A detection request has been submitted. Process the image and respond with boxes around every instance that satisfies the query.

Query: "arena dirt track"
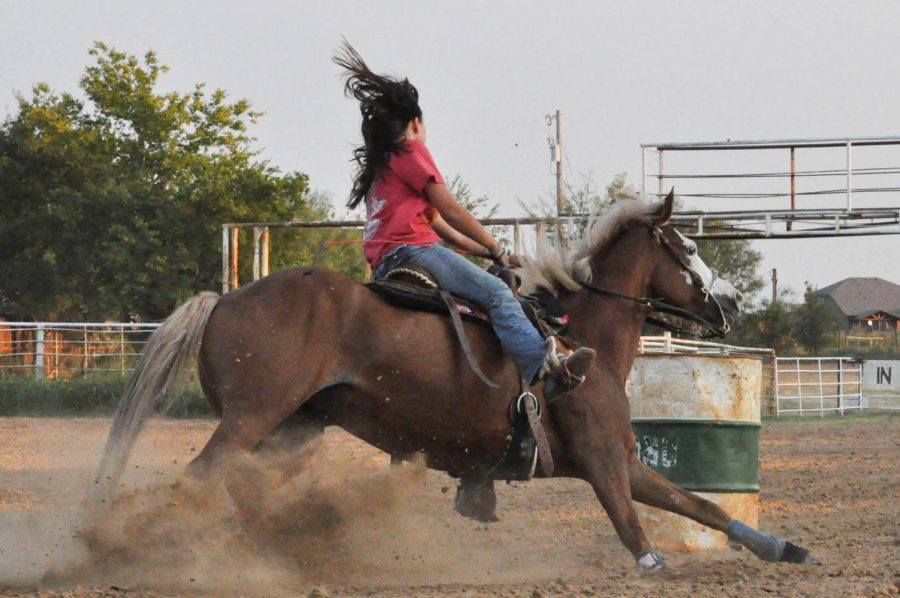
[0,414,897,597]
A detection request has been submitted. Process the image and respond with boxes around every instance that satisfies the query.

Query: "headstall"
[577,222,731,339]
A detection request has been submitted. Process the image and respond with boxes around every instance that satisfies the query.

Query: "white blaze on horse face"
[674,231,715,289]
[674,230,742,314]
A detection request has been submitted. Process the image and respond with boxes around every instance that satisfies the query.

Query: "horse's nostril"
[735,291,744,304]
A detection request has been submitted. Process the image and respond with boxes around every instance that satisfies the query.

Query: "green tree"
[696,238,764,304]
[729,292,795,353]
[0,43,327,321]
[792,282,836,353]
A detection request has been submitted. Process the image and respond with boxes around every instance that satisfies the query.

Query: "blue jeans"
[375,244,547,382]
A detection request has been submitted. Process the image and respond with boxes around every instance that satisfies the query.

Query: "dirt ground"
[0,414,897,597]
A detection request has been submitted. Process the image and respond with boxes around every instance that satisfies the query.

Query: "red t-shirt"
[363,140,444,267]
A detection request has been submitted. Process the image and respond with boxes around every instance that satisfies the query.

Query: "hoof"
[454,479,499,523]
[636,549,666,576]
[781,541,820,565]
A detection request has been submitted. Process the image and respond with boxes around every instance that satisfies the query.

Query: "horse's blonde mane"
[518,198,661,295]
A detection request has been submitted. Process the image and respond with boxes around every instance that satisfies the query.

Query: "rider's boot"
[540,336,595,400]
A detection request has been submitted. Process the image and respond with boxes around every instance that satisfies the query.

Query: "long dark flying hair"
[333,40,422,209]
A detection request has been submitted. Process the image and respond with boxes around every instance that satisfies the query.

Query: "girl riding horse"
[333,41,594,393]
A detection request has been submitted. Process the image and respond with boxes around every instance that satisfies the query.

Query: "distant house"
[814,277,900,331]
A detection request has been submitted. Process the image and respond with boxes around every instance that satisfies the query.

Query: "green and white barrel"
[628,354,761,552]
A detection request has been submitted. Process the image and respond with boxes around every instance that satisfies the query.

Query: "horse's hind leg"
[249,412,325,489]
[185,393,306,481]
[627,454,815,564]
[219,413,325,524]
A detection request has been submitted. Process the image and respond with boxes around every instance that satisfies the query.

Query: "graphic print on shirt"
[364,196,387,243]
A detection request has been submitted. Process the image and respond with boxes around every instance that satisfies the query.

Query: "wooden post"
[230,227,239,290]
[513,221,521,255]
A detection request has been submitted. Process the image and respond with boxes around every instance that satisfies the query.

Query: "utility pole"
[555,110,563,219]
[547,110,564,241]
[771,268,779,304]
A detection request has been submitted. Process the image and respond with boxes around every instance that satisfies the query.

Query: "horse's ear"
[653,188,675,224]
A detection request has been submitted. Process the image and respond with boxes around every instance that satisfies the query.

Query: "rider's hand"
[488,243,510,268]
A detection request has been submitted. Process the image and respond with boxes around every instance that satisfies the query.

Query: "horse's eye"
[686,245,697,256]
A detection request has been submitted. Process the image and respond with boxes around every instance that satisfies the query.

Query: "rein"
[577,282,727,339]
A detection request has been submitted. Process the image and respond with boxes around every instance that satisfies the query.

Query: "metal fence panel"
[0,322,160,379]
[775,357,863,416]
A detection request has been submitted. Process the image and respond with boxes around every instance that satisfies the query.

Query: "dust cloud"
[1,419,591,596]
[6,447,444,595]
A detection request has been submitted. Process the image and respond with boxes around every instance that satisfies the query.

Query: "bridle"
[577,221,732,339]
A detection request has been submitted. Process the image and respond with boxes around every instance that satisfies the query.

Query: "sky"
[2,1,899,303]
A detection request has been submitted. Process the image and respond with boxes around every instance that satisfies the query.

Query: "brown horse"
[93,191,814,575]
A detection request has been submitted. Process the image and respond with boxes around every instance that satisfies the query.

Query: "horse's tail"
[89,291,221,510]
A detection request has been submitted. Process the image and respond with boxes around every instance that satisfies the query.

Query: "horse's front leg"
[627,454,816,564]
[552,390,665,575]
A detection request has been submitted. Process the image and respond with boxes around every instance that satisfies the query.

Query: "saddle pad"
[366,279,491,324]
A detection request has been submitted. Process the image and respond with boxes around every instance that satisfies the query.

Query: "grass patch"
[763,410,899,427]
[0,377,213,418]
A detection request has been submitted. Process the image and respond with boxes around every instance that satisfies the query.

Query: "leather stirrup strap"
[519,381,554,476]
[438,290,499,388]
